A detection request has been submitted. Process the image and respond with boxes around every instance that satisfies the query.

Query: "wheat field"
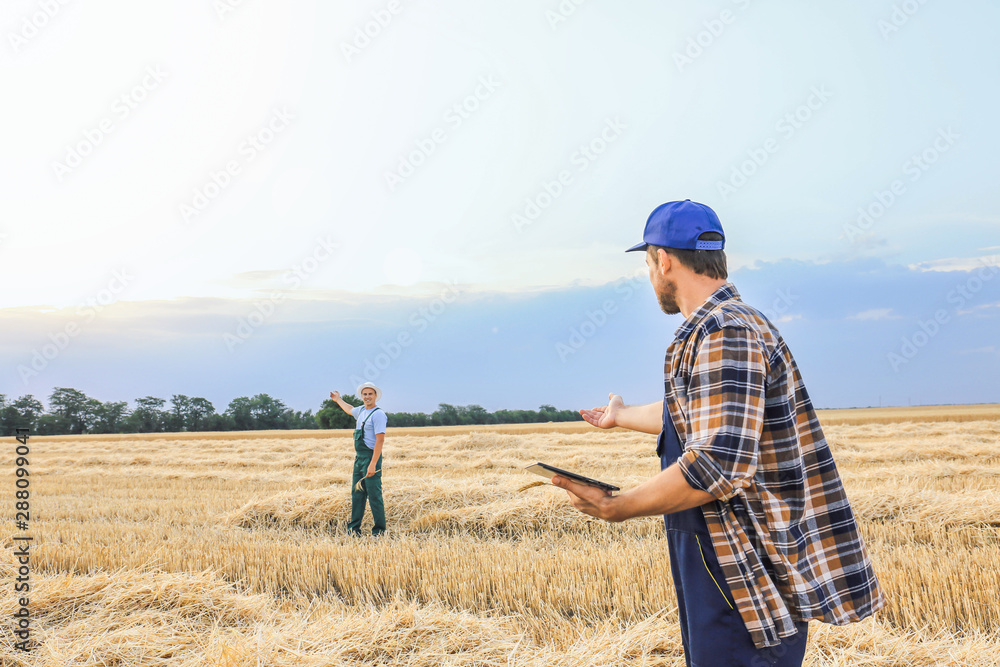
[3,406,1000,665]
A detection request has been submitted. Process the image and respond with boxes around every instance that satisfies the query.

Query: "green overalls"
[348,407,385,535]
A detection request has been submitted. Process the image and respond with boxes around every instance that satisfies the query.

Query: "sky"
[2,0,999,415]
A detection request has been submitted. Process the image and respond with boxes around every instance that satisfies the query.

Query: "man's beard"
[656,278,680,315]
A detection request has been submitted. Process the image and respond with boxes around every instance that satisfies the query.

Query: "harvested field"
[3,407,1000,665]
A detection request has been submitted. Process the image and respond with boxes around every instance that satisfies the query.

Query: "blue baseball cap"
[625,200,725,252]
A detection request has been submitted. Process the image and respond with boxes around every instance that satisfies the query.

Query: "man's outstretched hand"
[579,393,624,429]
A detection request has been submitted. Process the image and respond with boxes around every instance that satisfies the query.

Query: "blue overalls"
[658,401,808,667]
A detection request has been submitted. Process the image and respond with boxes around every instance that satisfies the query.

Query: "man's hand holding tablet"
[525,462,620,493]
[525,462,628,521]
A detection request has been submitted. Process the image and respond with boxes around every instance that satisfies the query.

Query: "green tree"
[206,412,235,431]
[12,395,45,432]
[128,396,167,433]
[315,394,362,429]
[167,394,191,432]
[167,395,217,431]
[225,396,254,430]
[466,404,493,425]
[187,396,217,431]
[493,409,514,424]
[222,394,292,431]
[36,413,72,435]
[287,409,315,429]
[249,394,289,430]
[518,409,539,423]
[385,411,410,427]
[49,387,97,434]
[556,409,583,422]
[385,411,429,427]
[0,395,15,435]
[432,403,460,426]
[92,400,130,434]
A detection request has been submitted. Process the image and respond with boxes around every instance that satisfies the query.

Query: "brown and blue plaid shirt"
[666,282,885,649]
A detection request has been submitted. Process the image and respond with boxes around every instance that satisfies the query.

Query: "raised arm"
[580,393,663,435]
[329,391,356,416]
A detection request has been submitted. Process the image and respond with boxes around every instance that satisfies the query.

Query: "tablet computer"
[526,462,620,493]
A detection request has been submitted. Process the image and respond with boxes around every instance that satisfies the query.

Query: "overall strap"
[359,407,382,429]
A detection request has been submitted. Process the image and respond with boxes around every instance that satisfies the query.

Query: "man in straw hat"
[551,200,884,666]
[330,382,388,536]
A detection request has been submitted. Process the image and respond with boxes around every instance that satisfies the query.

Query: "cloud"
[1,256,998,413]
[848,308,897,321]
[222,270,288,287]
[959,346,999,357]
[909,254,1000,272]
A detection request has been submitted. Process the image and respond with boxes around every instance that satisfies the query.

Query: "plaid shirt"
[665,283,885,649]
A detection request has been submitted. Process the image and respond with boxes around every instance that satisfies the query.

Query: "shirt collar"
[673,282,742,340]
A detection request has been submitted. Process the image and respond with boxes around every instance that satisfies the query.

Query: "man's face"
[362,389,377,406]
[646,248,680,315]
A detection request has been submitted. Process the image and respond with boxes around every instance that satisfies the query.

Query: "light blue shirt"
[351,405,387,449]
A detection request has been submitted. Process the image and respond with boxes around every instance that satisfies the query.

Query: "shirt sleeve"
[371,409,388,435]
[676,324,767,502]
[351,406,360,419]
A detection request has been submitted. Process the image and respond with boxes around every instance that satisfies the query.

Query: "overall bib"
[348,407,385,535]
[659,400,807,667]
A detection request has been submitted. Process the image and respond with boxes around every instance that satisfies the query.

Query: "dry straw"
[5,411,1000,665]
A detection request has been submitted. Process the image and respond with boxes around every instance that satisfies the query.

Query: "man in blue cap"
[552,200,884,666]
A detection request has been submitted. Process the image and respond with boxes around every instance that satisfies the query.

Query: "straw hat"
[356,382,382,401]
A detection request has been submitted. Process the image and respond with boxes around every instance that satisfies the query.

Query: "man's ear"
[654,248,672,274]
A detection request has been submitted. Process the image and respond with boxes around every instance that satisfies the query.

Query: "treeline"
[316,397,583,429]
[380,403,584,427]
[1,388,583,436]
[0,388,315,435]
